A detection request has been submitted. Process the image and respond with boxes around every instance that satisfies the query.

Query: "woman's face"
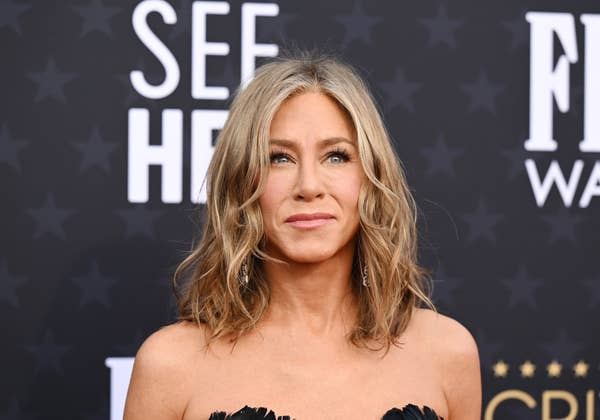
[259,91,365,263]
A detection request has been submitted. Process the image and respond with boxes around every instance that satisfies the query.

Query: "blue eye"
[327,148,351,163]
[268,147,351,165]
[269,151,291,164]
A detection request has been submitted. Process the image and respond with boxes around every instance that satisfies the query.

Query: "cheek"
[259,174,288,217]
[338,173,362,210]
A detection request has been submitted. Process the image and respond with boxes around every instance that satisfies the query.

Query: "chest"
[182,338,448,420]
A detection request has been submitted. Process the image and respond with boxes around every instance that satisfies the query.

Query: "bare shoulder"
[134,320,208,375]
[411,308,482,420]
[411,308,478,355]
[143,320,207,355]
[123,321,207,420]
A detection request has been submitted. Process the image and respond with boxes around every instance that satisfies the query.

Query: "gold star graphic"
[493,360,509,377]
[573,360,589,377]
[547,360,562,377]
[519,360,536,378]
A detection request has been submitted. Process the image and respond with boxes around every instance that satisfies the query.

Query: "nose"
[293,159,324,201]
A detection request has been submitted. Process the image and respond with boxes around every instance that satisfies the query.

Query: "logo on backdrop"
[525,12,600,208]
[484,358,598,419]
[127,0,279,204]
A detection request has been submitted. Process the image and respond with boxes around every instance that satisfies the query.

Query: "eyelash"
[269,147,351,165]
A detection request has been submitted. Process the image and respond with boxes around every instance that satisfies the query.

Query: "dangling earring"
[359,255,369,287]
[238,260,249,286]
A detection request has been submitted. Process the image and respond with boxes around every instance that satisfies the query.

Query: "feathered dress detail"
[208,403,443,419]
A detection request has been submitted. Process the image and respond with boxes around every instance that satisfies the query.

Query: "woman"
[123,51,482,420]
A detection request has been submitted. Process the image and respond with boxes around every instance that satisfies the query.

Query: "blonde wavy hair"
[172,50,436,355]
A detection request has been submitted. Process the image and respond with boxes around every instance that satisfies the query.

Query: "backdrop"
[2,0,599,419]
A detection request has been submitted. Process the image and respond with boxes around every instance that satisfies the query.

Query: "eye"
[269,149,292,164]
[326,147,351,164]
[268,147,352,165]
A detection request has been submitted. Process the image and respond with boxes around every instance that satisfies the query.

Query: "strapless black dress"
[208,403,442,419]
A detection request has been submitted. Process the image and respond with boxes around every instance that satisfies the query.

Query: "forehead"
[269,91,356,139]
[269,137,357,150]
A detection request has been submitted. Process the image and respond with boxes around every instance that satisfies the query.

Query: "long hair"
[172,50,436,355]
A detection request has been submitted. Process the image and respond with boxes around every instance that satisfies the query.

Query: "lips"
[285,212,335,223]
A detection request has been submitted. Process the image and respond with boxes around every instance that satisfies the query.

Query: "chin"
[284,247,340,263]
[265,236,344,261]
[291,254,332,263]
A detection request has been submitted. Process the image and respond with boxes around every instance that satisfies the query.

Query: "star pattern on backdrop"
[419,5,464,49]
[0,258,27,308]
[115,59,162,109]
[115,72,140,107]
[519,360,536,378]
[334,0,382,47]
[546,360,562,377]
[72,0,121,38]
[71,126,118,173]
[460,198,504,245]
[501,265,543,310]
[430,263,463,309]
[378,68,421,113]
[501,139,529,181]
[540,206,584,245]
[460,69,505,115]
[492,360,509,377]
[2,2,600,418]
[0,123,29,172]
[0,0,31,35]
[71,260,118,309]
[501,11,529,51]
[26,193,76,240]
[573,360,589,377]
[419,133,464,178]
[115,205,164,239]
[490,359,595,379]
[25,330,70,375]
[27,58,77,104]
[475,328,503,368]
[541,328,585,366]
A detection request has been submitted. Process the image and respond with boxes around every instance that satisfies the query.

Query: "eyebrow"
[269,137,357,149]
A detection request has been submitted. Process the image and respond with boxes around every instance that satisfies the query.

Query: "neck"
[259,239,359,340]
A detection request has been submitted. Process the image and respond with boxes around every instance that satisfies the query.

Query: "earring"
[238,260,249,286]
[359,256,368,287]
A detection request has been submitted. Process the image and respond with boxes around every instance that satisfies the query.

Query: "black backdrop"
[1,0,599,419]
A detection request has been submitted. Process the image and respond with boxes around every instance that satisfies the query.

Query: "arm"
[123,323,193,420]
